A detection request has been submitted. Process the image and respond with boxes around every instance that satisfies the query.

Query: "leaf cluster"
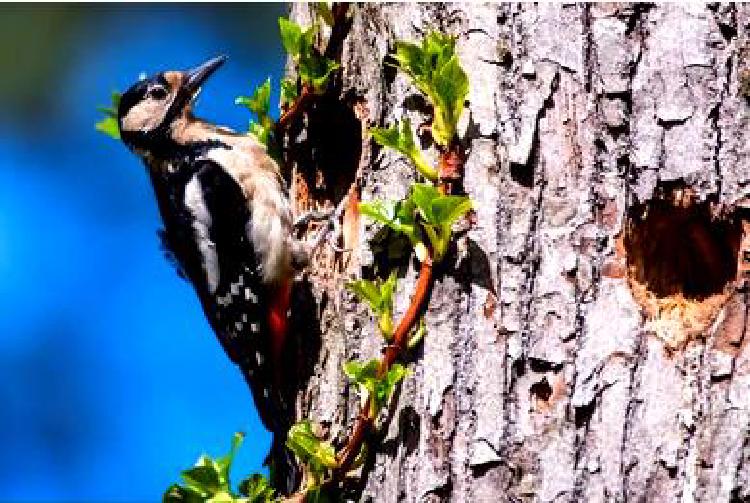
[95,91,121,140]
[343,360,409,419]
[370,118,437,182]
[279,77,299,109]
[235,78,274,146]
[285,420,338,490]
[359,183,471,262]
[279,18,340,93]
[346,272,397,338]
[163,433,276,503]
[235,13,342,145]
[391,32,469,147]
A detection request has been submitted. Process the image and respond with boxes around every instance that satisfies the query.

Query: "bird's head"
[118,55,226,152]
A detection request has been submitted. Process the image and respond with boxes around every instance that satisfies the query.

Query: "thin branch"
[438,141,465,194]
[332,143,464,482]
[276,84,313,134]
[335,258,434,473]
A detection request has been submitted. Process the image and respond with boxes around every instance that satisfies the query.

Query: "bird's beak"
[183,55,227,96]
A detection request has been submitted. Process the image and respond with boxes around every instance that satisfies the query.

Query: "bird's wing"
[174,159,283,433]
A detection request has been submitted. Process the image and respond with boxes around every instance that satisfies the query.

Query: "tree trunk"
[280,3,750,502]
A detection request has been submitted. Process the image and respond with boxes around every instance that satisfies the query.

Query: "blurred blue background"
[0,4,286,500]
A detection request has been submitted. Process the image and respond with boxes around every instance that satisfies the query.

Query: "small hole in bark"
[623,182,744,348]
[574,400,596,428]
[530,377,552,403]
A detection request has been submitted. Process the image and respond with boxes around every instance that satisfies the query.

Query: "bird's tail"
[240,364,300,495]
[267,430,300,495]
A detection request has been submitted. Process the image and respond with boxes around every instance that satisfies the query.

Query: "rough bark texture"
[281,3,750,502]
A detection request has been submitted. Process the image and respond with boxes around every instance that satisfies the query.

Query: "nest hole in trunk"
[623,182,745,348]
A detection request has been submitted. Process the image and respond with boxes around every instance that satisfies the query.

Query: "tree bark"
[280,3,750,502]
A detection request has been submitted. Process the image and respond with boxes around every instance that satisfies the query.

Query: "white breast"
[202,141,294,286]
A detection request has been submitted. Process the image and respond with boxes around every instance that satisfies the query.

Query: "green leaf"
[163,484,205,503]
[299,53,340,92]
[286,420,338,476]
[380,271,397,302]
[431,195,472,227]
[280,77,299,108]
[181,455,222,496]
[370,123,401,149]
[407,318,427,348]
[371,118,437,181]
[421,224,442,259]
[279,17,339,93]
[343,359,380,383]
[409,183,442,224]
[206,492,235,503]
[346,279,383,312]
[343,359,379,414]
[359,200,397,227]
[407,183,472,261]
[391,32,469,147]
[361,187,472,263]
[431,55,469,146]
[95,117,120,140]
[279,17,304,57]
[238,474,276,502]
[343,359,409,417]
[164,434,272,503]
[95,91,121,140]
[379,272,397,338]
[409,183,471,226]
[392,41,426,81]
[248,121,272,146]
[359,199,420,246]
[215,432,244,489]
[279,17,317,61]
[236,78,275,145]
[380,364,409,403]
[235,78,271,118]
[345,271,397,337]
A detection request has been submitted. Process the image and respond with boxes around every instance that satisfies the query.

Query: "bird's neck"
[170,114,253,148]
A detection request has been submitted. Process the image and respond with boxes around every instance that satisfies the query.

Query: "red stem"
[335,258,434,473]
[276,84,312,134]
[331,144,462,483]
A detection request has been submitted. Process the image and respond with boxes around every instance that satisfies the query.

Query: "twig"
[335,258,434,474]
[276,84,313,134]
[438,141,465,194]
[331,144,463,482]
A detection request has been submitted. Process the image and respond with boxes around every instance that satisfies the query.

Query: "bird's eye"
[148,86,168,100]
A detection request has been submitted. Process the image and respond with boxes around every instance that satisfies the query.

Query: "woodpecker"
[117,56,304,470]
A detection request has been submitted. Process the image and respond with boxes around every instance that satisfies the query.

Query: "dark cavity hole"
[530,377,552,402]
[624,183,742,299]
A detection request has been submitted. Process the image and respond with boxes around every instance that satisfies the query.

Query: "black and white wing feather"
[156,159,280,431]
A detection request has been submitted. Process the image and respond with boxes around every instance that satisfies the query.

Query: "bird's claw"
[305,193,352,256]
[293,209,333,233]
